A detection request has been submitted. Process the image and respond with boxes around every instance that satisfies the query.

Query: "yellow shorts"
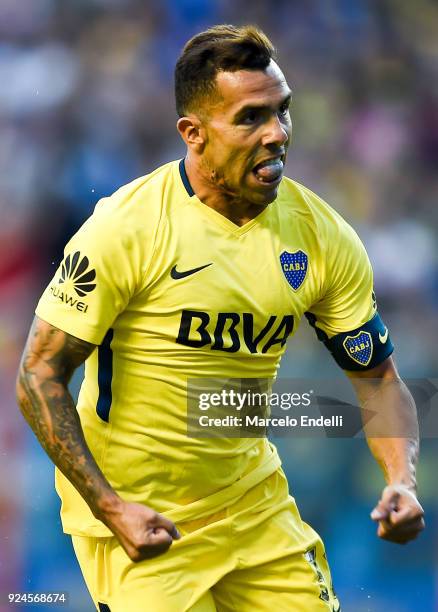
[72,470,340,611]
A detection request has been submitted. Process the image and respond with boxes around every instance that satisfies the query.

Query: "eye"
[241,110,259,125]
[279,103,290,116]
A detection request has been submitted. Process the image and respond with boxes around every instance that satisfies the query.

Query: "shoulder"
[79,160,183,245]
[278,176,364,251]
[94,160,179,220]
[65,161,184,261]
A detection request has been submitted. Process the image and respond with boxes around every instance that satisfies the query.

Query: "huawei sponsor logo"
[49,285,89,312]
[49,251,96,312]
[59,251,96,296]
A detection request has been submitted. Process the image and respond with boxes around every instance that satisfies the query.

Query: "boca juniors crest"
[280,250,308,290]
[343,331,373,366]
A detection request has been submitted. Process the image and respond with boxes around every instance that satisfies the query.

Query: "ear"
[176,115,206,153]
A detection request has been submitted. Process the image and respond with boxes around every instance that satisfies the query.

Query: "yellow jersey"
[35,159,392,536]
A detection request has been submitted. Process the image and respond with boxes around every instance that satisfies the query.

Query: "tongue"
[255,160,283,182]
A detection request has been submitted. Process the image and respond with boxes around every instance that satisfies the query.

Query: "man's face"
[199,60,292,206]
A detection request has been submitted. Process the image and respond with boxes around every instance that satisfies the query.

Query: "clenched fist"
[371,484,425,544]
[102,499,181,562]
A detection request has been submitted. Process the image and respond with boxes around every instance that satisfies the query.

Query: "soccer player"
[16,25,424,611]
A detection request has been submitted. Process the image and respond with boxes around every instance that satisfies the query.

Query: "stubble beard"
[200,155,276,208]
[200,156,242,202]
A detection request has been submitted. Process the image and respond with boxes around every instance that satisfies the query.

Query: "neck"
[183,154,268,227]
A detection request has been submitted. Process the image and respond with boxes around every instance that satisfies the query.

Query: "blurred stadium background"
[0,0,437,610]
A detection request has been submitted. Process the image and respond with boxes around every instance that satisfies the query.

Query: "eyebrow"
[234,92,293,119]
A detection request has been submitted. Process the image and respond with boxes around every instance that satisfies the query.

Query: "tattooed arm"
[16,316,180,561]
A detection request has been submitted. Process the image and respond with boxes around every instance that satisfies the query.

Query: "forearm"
[16,317,122,522]
[17,368,121,519]
[367,437,418,491]
[358,378,419,490]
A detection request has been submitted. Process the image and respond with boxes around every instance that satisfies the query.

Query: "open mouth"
[252,155,284,184]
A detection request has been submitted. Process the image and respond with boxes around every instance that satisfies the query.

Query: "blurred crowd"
[1,0,437,371]
[0,1,437,610]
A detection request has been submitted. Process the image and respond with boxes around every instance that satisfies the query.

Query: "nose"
[261,113,290,147]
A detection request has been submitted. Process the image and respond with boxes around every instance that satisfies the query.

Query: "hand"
[370,484,425,544]
[102,499,181,562]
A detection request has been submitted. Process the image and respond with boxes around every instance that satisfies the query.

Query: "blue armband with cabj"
[305,312,394,371]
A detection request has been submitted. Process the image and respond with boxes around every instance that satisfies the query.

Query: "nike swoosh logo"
[170,263,212,280]
[379,328,389,343]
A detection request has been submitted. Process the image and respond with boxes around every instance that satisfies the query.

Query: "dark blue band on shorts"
[306,312,394,371]
[98,604,111,612]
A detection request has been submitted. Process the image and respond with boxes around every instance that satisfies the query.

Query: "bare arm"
[347,356,425,543]
[16,316,179,560]
[16,316,116,514]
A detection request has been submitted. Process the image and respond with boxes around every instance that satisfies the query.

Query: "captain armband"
[305,312,394,372]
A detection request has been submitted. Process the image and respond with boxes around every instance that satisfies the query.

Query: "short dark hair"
[175,24,276,117]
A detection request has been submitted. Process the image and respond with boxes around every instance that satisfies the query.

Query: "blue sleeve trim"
[96,328,114,422]
[305,312,394,371]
